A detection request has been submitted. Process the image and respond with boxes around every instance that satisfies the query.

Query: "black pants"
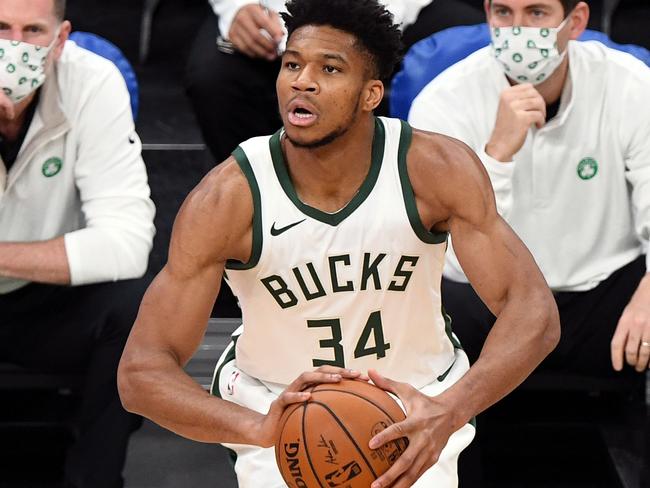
[442,255,647,377]
[184,0,485,163]
[443,256,646,487]
[0,278,150,488]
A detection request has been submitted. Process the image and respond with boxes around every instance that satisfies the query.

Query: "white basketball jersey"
[225,117,458,390]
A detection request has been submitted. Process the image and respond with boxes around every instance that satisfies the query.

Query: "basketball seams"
[307,401,380,480]
[311,387,403,424]
[302,403,327,488]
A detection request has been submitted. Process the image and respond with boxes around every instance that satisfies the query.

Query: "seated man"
[409,0,650,378]
[0,0,155,486]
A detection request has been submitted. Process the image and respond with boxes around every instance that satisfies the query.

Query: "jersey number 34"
[308,311,391,367]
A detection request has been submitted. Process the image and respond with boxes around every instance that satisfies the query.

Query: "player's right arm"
[117,157,343,446]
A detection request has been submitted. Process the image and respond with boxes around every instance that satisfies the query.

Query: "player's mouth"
[287,100,318,127]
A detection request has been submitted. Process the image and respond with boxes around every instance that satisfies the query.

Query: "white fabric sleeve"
[380,0,433,28]
[476,148,515,218]
[623,87,650,273]
[209,0,283,39]
[63,64,155,285]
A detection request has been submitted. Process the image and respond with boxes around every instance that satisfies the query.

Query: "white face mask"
[490,17,569,85]
[0,29,60,104]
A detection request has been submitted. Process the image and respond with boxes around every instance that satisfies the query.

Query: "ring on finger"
[641,341,650,348]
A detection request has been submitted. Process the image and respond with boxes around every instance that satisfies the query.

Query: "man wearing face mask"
[409,0,650,380]
[0,1,155,487]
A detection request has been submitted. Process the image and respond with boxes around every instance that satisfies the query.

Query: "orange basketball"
[275,379,408,487]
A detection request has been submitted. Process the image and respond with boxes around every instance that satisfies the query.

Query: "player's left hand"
[366,369,459,488]
[611,273,650,372]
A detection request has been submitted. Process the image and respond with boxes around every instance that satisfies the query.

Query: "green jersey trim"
[211,335,239,398]
[397,120,448,244]
[269,117,386,226]
[226,147,263,270]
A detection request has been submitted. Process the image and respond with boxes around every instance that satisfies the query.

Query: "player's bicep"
[440,141,539,315]
[450,214,531,316]
[128,160,252,365]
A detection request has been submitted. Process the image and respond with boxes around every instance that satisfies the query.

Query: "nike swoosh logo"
[270,219,306,236]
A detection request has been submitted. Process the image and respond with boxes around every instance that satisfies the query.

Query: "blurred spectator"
[0,0,155,486]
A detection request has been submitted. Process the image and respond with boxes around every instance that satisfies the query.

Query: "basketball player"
[118,0,559,486]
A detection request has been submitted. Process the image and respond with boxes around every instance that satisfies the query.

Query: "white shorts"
[212,343,476,488]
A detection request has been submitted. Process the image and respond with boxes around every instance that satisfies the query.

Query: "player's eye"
[285,61,300,70]
[324,65,339,74]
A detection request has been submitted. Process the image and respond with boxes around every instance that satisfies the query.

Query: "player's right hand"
[485,83,546,162]
[228,4,284,60]
[257,367,367,447]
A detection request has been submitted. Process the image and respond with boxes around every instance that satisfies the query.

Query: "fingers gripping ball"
[275,379,408,487]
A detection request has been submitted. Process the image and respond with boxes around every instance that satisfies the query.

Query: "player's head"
[277,0,402,148]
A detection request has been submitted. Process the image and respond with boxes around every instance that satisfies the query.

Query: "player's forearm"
[118,351,264,445]
[440,287,559,429]
[0,238,71,284]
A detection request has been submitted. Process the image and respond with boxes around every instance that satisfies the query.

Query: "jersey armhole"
[225,146,263,270]
[397,120,448,244]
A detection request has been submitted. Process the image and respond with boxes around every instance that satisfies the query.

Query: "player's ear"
[362,79,384,112]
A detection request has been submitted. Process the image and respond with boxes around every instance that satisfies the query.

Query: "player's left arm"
[367,130,560,488]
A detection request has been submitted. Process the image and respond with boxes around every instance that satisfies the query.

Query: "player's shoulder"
[188,157,250,215]
[179,156,253,242]
[408,128,481,177]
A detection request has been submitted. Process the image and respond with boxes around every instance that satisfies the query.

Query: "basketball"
[275,379,408,487]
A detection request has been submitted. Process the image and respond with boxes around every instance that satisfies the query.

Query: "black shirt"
[0,90,41,172]
[546,98,560,122]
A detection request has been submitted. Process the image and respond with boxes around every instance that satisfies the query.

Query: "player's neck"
[282,116,376,213]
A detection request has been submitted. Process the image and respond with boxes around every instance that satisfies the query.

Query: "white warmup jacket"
[409,41,650,291]
[208,0,433,43]
[0,41,155,294]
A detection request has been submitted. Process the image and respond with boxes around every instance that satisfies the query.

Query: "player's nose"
[291,67,319,93]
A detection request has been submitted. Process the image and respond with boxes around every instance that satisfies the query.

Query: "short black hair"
[281,0,403,80]
[54,0,66,20]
